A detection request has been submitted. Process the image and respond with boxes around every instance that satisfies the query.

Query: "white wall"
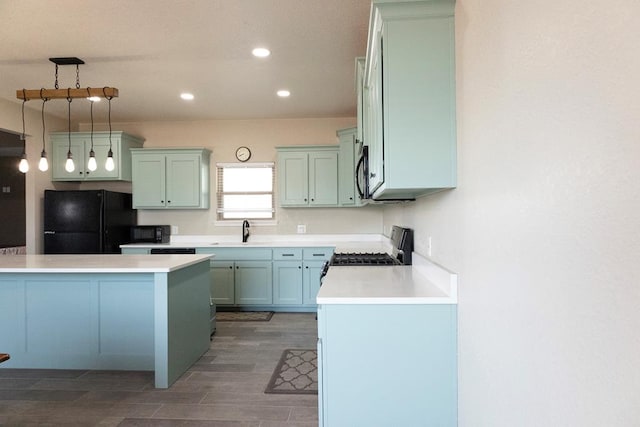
[383,1,640,425]
[78,118,383,237]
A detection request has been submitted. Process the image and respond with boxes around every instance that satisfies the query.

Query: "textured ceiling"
[0,0,370,123]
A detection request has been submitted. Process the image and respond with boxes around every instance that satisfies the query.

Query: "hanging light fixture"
[86,87,97,172]
[64,89,75,173]
[38,89,49,172]
[103,86,115,172]
[18,89,29,173]
[15,57,119,173]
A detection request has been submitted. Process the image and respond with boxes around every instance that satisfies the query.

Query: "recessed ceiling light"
[277,90,290,98]
[252,47,271,58]
[180,93,194,101]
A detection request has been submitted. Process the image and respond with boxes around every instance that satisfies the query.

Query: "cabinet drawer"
[273,248,303,260]
[303,247,334,261]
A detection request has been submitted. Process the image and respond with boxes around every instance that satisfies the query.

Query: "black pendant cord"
[87,87,94,153]
[103,86,114,156]
[40,89,48,156]
[66,89,73,158]
[20,90,27,143]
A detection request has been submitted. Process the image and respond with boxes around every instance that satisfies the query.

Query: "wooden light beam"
[16,87,119,101]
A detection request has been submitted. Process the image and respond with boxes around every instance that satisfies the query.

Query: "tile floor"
[0,312,319,426]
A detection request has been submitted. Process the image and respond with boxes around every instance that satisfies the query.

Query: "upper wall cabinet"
[50,132,144,182]
[276,146,339,207]
[130,148,210,209]
[337,127,362,207]
[363,0,456,200]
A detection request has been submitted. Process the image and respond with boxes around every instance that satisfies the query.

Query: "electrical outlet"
[427,236,432,257]
[297,224,307,234]
[171,225,179,235]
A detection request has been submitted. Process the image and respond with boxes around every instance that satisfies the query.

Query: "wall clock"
[235,146,251,162]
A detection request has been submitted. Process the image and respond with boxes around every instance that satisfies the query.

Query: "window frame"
[214,162,276,225]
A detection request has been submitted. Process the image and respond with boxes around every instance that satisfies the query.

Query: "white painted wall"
[383,1,640,425]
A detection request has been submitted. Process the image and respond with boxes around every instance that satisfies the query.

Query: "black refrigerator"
[44,190,137,254]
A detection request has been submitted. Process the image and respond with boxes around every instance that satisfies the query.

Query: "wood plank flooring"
[0,312,318,426]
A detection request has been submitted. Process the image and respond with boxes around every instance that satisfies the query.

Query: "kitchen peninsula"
[0,254,212,388]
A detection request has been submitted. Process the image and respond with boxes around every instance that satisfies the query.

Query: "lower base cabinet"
[235,261,273,305]
[317,304,458,426]
[124,246,333,310]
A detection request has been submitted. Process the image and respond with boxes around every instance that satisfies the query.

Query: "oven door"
[355,145,370,201]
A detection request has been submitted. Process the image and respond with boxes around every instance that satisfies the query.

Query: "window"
[216,163,275,221]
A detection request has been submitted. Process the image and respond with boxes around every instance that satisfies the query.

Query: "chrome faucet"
[242,219,250,243]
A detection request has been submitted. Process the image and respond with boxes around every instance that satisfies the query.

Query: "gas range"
[330,252,401,266]
[329,226,414,267]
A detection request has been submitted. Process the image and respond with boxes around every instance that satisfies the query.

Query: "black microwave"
[130,225,171,243]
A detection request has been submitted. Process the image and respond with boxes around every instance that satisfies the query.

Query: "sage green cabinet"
[130,148,210,209]
[50,132,144,181]
[272,248,304,305]
[363,0,457,200]
[276,146,339,207]
[209,261,235,305]
[337,127,359,206]
[197,247,272,306]
[272,247,333,307]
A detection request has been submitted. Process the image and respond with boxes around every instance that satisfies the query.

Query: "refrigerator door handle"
[44,231,55,234]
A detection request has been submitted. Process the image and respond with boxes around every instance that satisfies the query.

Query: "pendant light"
[18,89,29,173]
[103,87,115,172]
[86,87,97,172]
[38,90,49,172]
[14,57,119,174]
[64,89,75,173]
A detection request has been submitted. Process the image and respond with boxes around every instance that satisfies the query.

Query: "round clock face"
[235,146,251,162]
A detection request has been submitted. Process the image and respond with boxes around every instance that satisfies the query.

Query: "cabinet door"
[210,261,235,305]
[131,154,166,208]
[278,152,309,206]
[338,128,357,206]
[273,261,303,305]
[166,153,202,208]
[51,137,86,181]
[308,151,338,206]
[235,261,273,305]
[302,260,325,305]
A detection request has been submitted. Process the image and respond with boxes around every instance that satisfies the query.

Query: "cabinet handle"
[305,266,309,269]
[236,266,239,269]
[85,171,90,175]
[370,173,376,178]
[167,200,171,203]
[282,254,294,257]
[229,266,233,269]
[349,197,353,200]
[298,266,302,269]
[312,253,325,257]
[160,200,164,203]
[304,198,308,202]
[311,198,315,202]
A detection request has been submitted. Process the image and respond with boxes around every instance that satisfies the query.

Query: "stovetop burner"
[330,252,401,266]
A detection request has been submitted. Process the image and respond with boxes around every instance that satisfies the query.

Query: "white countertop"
[121,234,390,253]
[0,254,213,274]
[316,253,458,305]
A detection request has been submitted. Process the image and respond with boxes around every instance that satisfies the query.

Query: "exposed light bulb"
[105,150,115,171]
[18,155,29,173]
[87,150,97,171]
[180,93,194,100]
[277,89,290,98]
[252,47,271,58]
[65,152,75,173]
[38,151,49,172]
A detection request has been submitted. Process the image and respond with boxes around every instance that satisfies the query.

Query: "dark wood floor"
[0,312,319,426]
